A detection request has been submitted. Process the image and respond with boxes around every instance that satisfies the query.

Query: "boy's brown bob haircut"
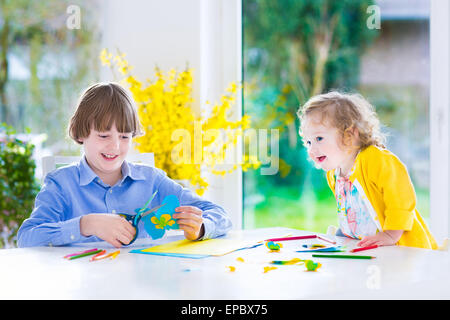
[69,82,143,144]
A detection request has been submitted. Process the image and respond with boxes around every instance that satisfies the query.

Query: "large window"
[242,0,431,233]
[1,1,100,170]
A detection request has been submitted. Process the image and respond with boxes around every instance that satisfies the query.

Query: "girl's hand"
[173,206,205,240]
[80,213,136,248]
[357,230,404,247]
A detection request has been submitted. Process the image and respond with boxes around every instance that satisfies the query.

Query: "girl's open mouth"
[317,156,326,162]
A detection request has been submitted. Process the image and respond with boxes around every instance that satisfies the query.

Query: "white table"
[0,227,449,299]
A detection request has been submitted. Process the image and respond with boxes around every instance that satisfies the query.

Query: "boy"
[17,82,232,247]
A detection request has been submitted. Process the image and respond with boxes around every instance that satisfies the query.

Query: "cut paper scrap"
[263,266,277,273]
[270,258,321,272]
[296,245,346,253]
[182,266,200,272]
[265,241,282,252]
[130,238,257,258]
[302,244,326,248]
[305,260,322,272]
[142,195,180,240]
[438,238,449,251]
[227,266,236,272]
[226,258,245,272]
[271,258,303,266]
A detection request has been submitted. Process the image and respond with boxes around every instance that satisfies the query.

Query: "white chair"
[41,153,155,178]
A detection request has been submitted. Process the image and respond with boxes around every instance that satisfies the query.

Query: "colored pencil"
[258,233,292,243]
[90,250,107,261]
[312,254,375,259]
[350,245,379,253]
[64,248,99,259]
[316,236,337,245]
[68,249,103,260]
[264,235,318,242]
[264,234,336,245]
[91,250,121,261]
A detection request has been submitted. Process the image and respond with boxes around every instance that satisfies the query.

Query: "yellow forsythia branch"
[100,49,259,195]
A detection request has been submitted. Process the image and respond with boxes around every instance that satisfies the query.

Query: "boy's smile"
[79,123,132,185]
[101,153,119,161]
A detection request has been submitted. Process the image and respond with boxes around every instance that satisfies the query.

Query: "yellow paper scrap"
[263,266,277,273]
[227,266,236,272]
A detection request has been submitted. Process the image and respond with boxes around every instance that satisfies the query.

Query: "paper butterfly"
[141,195,180,240]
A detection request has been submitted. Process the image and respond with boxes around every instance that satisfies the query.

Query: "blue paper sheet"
[129,248,209,259]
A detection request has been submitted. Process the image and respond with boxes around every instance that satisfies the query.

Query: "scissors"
[118,191,166,245]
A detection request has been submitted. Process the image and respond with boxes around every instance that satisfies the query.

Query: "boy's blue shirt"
[17,157,232,247]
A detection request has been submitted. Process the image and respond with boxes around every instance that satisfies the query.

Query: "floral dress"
[335,167,379,240]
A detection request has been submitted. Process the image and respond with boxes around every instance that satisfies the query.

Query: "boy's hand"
[357,230,404,247]
[80,213,136,248]
[173,206,205,240]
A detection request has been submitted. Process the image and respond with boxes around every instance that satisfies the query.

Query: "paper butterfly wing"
[142,195,180,240]
[142,211,165,240]
[155,195,180,230]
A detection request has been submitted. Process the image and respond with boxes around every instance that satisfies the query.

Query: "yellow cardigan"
[326,145,437,249]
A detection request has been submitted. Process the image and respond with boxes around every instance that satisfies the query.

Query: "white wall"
[99,0,202,109]
[99,0,243,229]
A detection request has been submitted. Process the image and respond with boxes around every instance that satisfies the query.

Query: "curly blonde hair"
[297,91,386,150]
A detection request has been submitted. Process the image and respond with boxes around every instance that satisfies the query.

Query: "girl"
[297,91,437,249]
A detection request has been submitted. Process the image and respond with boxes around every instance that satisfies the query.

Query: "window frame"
[200,0,243,229]
[430,0,450,241]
